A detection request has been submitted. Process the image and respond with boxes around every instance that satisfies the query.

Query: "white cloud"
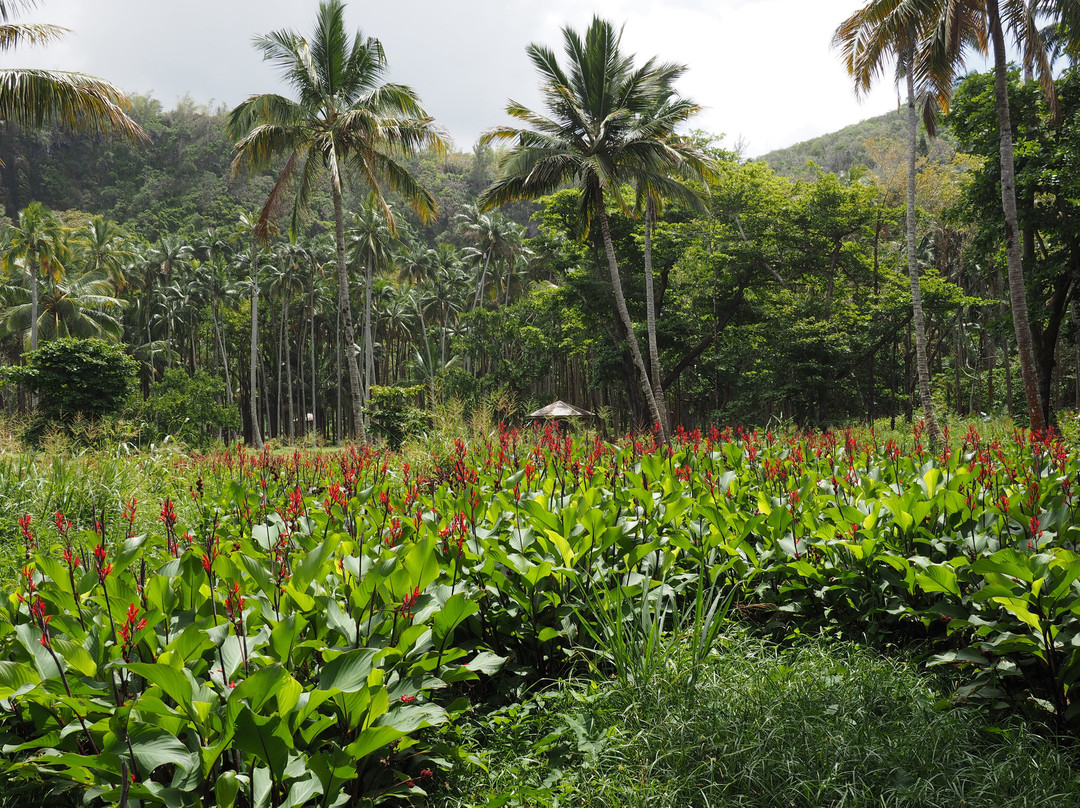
[3,0,945,156]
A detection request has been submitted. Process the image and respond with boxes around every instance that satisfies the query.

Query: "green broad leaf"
[543,529,576,567]
[251,763,273,808]
[113,534,149,573]
[463,651,506,676]
[165,624,215,663]
[522,560,553,587]
[343,724,405,761]
[251,522,281,554]
[268,614,306,665]
[916,565,961,598]
[375,702,448,733]
[990,597,1044,633]
[292,532,341,593]
[971,549,1035,583]
[125,725,193,778]
[309,749,359,792]
[234,707,292,779]
[284,775,323,808]
[276,675,303,716]
[14,624,60,681]
[538,627,562,643]
[127,659,189,696]
[0,660,37,695]
[283,582,315,611]
[227,664,289,724]
[237,553,275,598]
[403,537,440,592]
[923,468,941,498]
[48,638,96,677]
[157,558,183,577]
[1048,559,1080,601]
[318,648,378,693]
[215,770,241,808]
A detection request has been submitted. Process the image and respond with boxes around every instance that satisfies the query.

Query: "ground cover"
[0,420,1075,804]
[437,633,1080,807]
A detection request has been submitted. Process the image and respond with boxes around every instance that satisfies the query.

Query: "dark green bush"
[138,367,240,447]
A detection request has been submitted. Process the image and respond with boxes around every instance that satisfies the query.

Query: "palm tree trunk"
[472,252,491,311]
[595,192,664,439]
[29,257,38,352]
[988,0,1045,431]
[364,252,376,402]
[331,170,366,443]
[285,300,295,443]
[249,238,264,449]
[906,64,943,445]
[311,288,317,449]
[643,195,671,437]
[211,302,234,442]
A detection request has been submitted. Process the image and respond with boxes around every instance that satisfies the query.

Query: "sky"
[5,0,922,158]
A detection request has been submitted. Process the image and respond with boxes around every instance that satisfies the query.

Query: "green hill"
[759,109,915,178]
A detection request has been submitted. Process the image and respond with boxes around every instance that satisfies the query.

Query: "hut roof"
[526,400,595,419]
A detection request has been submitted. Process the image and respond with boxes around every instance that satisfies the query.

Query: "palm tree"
[923,0,1080,430]
[0,263,124,345]
[478,16,703,439]
[834,0,949,444]
[76,216,136,292]
[347,201,396,408]
[0,1,143,140]
[2,201,68,351]
[231,213,267,449]
[635,94,712,439]
[227,0,446,442]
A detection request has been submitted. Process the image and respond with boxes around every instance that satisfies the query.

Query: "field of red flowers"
[0,421,1077,804]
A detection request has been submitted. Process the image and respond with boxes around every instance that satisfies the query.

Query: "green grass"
[436,632,1080,807]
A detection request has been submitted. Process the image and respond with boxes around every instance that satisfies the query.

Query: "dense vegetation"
[0,421,1078,805]
[3,0,1080,804]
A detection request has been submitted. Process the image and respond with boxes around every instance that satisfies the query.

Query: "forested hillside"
[0,70,1075,446]
[0,2,1078,450]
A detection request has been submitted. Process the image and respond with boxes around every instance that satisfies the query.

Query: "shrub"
[4,337,137,422]
[139,368,240,447]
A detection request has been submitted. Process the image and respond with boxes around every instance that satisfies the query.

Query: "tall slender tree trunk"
[311,285,317,449]
[906,64,943,444]
[331,170,366,443]
[285,303,295,443]
[364,252,376,402]
[988,0,1045,431]
[595,191,665,439]
[249,238,264,449]
[472,252,491,311]
[212,302,234,443]
[643,195,671,437]
[28,257,38,352]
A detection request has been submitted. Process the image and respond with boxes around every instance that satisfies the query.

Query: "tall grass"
[439,632,1080,807]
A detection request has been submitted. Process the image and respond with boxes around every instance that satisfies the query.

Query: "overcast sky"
[7,0,933,157]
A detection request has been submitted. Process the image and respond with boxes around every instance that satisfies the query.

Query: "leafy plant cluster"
[2,422,1080,804]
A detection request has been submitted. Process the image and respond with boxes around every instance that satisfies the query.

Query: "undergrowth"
[437,632,1080,807]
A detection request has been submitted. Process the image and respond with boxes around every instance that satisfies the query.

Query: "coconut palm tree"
[347,201,396,406]
[634,94,712,439]
[478,16,704,439]
[0,263,124,345]
[834,0,951,444]
[76,216,136,293]
[227,0,446,441]
[1,201,68,351]
[0,1,143,141]
[922,0,1080,430]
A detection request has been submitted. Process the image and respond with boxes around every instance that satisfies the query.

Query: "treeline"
[0,67,1078,445]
